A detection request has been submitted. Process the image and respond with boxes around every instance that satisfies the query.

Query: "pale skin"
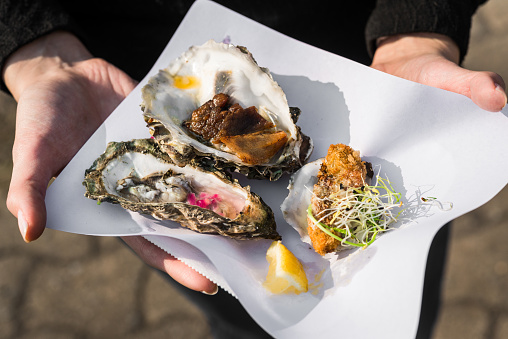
[3,31,506,295]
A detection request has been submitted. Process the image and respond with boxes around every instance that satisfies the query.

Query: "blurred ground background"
[1,1,508,338]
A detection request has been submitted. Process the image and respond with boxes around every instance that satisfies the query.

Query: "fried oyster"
[307,144,372,255]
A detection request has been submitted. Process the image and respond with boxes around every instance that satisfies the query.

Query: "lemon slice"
[263,240,308,294]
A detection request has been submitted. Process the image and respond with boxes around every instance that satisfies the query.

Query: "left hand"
[3,31,218,294]
[371,33,507,112]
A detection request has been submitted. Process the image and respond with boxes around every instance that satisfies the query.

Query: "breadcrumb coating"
[308,144,368,255]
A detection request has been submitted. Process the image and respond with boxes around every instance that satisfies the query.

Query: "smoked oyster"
[141,40,312,181]
[83,138,280,240]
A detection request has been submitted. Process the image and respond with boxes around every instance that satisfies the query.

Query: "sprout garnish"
[420,196,453,211]
[307,176,403,249]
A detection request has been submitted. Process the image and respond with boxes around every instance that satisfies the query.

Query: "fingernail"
[495,84,507,107]
[17,210,29,242]
[202,285,218,295]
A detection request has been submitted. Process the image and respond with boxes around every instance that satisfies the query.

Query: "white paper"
[45,1,508,338]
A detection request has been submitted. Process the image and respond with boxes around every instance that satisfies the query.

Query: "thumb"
[7,148,52,242]
[468,71,507,112]
[421,59,507,112]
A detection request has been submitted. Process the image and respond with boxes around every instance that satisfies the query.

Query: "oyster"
[141,40,312,181]
[282,144,405,256]
[83,138,280,240]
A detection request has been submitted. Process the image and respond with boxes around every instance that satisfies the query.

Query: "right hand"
[371,33,507,112]
[3,31,217,294]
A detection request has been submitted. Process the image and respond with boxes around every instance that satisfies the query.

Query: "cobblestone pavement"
[1,1,508,338]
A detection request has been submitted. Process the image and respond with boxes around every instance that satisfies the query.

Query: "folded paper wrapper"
[45,1,508,338]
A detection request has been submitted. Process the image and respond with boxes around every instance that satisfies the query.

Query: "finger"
[424,61,507,112]
[469,71,507,112]
[6,107,58,242]
[121,236,218,294]
[7,163,49,242]
[419,60,507,112]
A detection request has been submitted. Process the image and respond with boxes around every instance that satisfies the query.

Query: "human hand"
[3,31,217,294]
[370,33,507,112]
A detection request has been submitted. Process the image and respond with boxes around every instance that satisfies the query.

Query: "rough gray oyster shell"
[83,138,280,240]
[141,40,312,181]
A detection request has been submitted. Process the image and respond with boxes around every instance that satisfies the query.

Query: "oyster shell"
[141,40,312,181]
[280,159,320,244]
[83,138,280,240]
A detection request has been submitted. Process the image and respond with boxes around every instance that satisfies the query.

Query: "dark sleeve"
[365,0,488,62]
[0,0,82,88]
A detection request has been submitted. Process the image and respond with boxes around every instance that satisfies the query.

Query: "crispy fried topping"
[308,144,369,255]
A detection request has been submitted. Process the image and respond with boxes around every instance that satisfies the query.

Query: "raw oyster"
[141,40,312,181]
[83,138,280,240]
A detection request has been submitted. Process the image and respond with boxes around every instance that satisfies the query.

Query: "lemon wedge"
[263,240,308,294]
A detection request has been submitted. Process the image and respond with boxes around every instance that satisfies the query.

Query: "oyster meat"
[83,138,280,240]
[141,40,312,181]
[282,144,406,256]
